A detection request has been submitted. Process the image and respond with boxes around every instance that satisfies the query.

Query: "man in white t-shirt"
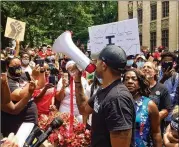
[56,61,89,123]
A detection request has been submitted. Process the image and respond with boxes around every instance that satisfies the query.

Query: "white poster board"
[4,17,26,41]
[88,18,140,56]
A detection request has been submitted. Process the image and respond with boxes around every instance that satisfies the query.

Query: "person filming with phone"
[1,57,46,137]
[159,52,179,126]
[33,62,56,116]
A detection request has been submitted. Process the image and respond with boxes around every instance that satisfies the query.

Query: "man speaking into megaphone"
[52,31,96,73]
[73,45,136,147]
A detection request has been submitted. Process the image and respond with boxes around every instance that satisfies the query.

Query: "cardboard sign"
[88,18,140,56]
[4,17,26,41]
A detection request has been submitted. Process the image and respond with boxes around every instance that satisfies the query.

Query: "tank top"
[135,96,153,147]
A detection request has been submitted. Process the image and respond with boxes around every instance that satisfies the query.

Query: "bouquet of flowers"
[38,110,91,147]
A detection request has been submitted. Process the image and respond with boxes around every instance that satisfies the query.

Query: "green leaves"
[1,1,117,48]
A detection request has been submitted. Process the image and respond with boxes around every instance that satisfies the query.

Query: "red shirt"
[33,87,55,115]
[38,51,46,58]
[153,52,160,59]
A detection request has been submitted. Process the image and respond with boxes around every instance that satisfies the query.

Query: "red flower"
[38,110,91,146]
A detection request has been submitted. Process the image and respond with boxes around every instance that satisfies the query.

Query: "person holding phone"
[1,57,45,137]
[56,61,89,123]
[159,52,179,126]
[33,63,56,116]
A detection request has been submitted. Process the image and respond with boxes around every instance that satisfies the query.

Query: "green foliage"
[1,1,117,48]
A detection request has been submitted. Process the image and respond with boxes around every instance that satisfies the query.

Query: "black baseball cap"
[98,45,127,71]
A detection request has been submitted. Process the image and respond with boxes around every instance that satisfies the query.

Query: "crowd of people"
[1,41,179,147]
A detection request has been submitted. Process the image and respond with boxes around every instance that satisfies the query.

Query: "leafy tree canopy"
[1,1,118,49]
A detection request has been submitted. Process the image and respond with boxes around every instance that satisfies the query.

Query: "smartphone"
[162,62,173,71]
[25,72,31,81]
[1,60,7,73]
[35,59,44,67]
[49,75,56,85]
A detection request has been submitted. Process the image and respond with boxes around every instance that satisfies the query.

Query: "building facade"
[118,1,179,52]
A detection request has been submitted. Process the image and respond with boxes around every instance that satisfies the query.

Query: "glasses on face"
[22,56,30,60]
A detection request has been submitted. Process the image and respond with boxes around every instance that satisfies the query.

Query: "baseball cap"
[127,55,135,60]
[98,45,127,71]
[136,55,147,61]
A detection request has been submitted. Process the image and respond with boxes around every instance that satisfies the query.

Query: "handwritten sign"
[4,17,26,41]
[88,18,140,56]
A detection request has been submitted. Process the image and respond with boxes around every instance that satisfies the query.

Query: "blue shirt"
[159,71,179,107]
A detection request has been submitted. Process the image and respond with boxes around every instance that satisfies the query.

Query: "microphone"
[32,116,63,147]
[23,126,42,147]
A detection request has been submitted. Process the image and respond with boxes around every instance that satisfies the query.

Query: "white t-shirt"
[86,84,99,126]
[57,77,89,122]
[21,65,32,75]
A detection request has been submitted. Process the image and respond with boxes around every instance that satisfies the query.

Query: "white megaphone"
[52,31,96,73]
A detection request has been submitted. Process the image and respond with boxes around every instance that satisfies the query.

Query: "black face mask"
[8,66,22,78]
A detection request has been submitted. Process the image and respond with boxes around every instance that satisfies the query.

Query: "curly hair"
[123,69,151,97]
[161,52,176,62]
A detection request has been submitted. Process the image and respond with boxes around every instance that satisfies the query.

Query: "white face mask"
[43,47,47,51]
[22,59,30,65]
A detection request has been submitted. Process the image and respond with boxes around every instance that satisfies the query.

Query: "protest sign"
[88,18,140,56]
[4,17,26,41]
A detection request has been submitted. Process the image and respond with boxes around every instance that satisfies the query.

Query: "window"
[162,29,169,47]
[128,12,133,19]
[162,1,169,17]
[150,32,156,51]
[151,4,157,20]
[138,9,143,24]
[139,34,142,46]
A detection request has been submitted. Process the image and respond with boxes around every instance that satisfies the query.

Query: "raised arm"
[1,73,11,104]
[31,65,46,89]
[34,83,54,102]
[1,81,36,115]
[74,71,93,115]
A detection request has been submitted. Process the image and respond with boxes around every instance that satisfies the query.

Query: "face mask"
[22,59,30,65]
[126,60,134,66]
[8,66,22,78]
[136,61,145,68]
[43,47,47,51]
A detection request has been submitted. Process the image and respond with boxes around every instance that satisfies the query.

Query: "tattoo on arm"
[110,129,132,139]
[75,83,87,108]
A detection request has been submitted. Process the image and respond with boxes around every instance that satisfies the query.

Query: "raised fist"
[9,21,23,39]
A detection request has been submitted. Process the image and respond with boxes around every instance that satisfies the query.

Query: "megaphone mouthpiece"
[86,63,96,73]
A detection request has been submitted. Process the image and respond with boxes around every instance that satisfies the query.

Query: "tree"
[1,1,117,49]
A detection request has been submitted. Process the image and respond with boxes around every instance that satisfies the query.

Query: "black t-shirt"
[88,79,136,147]
[1,75,37,137]
[149,82,171,111]
[149,82,171,134]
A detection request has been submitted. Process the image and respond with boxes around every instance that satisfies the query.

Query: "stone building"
[118,1,179,52]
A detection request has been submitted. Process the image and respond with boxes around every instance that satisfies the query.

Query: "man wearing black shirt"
[74,45,136,147]
[142,62,171,134]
